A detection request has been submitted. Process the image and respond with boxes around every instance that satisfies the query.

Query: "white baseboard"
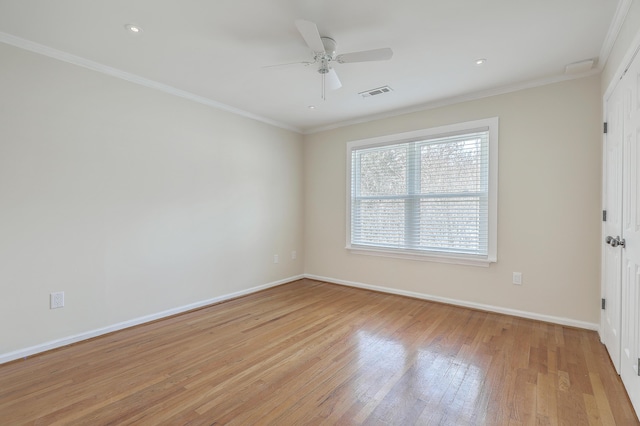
[1,273,599,364]
[305,274,599,331]
[0,275,304,365]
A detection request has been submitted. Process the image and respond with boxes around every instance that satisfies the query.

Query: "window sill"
[346,245,496,267]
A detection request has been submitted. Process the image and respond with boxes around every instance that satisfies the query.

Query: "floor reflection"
[355,329,487,423]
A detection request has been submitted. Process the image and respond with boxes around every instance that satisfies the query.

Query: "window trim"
[345,117,499,267]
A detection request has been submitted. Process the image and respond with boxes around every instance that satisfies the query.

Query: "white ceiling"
[0,0,623,133]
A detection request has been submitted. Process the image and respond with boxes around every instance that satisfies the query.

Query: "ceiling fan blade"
[336,48,393,64]
[295,19,326,53]
[326,68,342,90]
[262,60,314,69]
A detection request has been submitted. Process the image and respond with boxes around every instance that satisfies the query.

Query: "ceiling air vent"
[564,59,594,75]
[359,85,393,98]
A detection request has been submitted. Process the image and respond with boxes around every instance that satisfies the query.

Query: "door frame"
[600,18,640,358]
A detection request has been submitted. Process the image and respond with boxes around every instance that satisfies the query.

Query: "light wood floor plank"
[0,279,637,425]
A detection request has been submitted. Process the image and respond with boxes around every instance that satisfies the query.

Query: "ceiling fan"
[280,19,394,100]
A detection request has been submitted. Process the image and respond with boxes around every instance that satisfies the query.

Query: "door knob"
[606,236,614,245]
[609,236,626,248]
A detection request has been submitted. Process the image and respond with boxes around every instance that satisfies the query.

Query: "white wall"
[304,75,602,326]
[0,43,304,356]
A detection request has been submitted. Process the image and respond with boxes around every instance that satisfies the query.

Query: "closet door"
[620,49,640,413]
[602,70,624,373]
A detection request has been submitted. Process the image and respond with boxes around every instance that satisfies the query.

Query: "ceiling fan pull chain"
[322,71,326,101]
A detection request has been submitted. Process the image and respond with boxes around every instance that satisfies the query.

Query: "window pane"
[357,146,407,196]
[420,138,483,194]
[352,199,405,247]
[418,197,486,253]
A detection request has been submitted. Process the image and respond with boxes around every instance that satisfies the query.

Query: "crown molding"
[303,69,600,134]
[0,32,302,134]
[302,0,630,134]
[598,0,633,70]
[2,0,626,139]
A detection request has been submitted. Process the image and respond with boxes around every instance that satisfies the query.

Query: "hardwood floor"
[0,279,637,425]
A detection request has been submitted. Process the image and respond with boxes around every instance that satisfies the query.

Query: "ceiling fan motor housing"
[317,37,336,74]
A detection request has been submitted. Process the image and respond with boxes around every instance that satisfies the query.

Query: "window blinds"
[350,130,490,257]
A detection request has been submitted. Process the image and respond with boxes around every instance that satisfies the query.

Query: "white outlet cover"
[50,291,65,309]
[512,272,522,285]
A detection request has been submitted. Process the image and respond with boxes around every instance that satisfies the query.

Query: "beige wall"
[3,12,626,357]
[304,75,603,325]
[0,43,304,356]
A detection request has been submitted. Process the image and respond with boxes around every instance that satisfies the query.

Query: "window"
[347,118,498,266]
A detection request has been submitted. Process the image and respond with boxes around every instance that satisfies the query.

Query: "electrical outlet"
[273,254,279,264]
[291,250,297,260]
[512,272,522,285]
[50,291,65,309]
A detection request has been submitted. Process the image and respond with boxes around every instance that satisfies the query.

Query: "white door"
[602,70,624,373]
[620,49,640,413]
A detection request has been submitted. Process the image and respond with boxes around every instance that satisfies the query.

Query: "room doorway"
[601,42,640,414]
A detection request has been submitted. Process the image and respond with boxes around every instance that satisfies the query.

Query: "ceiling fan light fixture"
[321,37,337,58]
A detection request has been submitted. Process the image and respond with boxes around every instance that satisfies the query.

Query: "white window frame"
[346,117,498,267]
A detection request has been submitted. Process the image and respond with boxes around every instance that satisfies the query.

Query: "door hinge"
[603,210,607,222]
[604,122,608,134]
[602,298,606,310]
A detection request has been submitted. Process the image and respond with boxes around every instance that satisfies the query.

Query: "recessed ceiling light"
[475,58,487,66]
[308,105,316,110]
[124,24,143,34]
